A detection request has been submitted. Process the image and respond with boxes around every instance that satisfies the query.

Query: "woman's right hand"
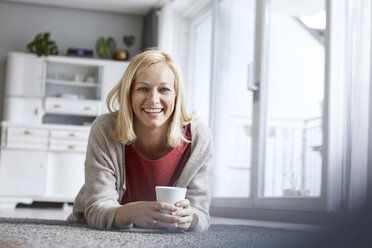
[114,201,181,229]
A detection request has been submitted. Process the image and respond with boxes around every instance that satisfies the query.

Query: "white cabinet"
[0,149,47,196]
[0,52,128,203]
[2,52,129,124]
[0,123,89,201]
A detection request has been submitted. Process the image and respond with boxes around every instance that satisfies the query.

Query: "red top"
[121,124,191,205]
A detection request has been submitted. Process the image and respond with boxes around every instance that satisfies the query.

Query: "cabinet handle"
[34,108,38,116]
[69,133,77,137]
[54,104,61,109]
[68,145,76,149]
[84,106,91,111]
[24,130,34,135]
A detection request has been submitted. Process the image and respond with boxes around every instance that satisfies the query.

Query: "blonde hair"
[106,48,193,147]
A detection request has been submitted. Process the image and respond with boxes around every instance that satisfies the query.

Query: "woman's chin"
[135,114,171,130]
[142,120,167,129]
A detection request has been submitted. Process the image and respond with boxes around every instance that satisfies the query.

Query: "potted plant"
[282,164,311,196]
[282,163,301,196]
[26,32,59,57]
[95,37,116,59]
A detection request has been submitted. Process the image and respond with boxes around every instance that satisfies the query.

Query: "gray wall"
[0,1,144,121]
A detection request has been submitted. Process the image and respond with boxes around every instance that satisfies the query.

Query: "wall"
[0,1,143,121]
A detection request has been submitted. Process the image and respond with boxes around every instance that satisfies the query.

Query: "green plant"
[26,32,59,57]
[123,35,135,47]
[96,37,116,59]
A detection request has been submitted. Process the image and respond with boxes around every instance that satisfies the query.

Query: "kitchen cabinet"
[3,52,128,124]
[0,122,89,202]
[0,52,128,204]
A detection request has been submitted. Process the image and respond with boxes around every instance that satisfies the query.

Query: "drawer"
[8,127,48,139]
[50,129,89,140]
[7,140,48,150]
[45,97,100,116]
[6,127,48,149]
[49,139,87,152]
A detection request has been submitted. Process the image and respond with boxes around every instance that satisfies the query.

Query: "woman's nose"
[149,89,160,103]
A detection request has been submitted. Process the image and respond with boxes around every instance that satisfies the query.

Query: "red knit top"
[121,124,191,204]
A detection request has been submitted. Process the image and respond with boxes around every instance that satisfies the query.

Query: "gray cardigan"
[67,113,214,232]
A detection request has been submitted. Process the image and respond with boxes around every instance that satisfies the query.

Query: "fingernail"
[172,212,176,216]
[176,203,180,207]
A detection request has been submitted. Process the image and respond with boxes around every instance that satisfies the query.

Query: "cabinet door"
[0,149,46,196]
[5,53,43,97]
[101,64,127,113]
[3,97,43,124]
[45,152,85,200]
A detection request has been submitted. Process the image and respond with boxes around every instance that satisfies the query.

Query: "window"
[205,0,327,211]
[159,0,365,216]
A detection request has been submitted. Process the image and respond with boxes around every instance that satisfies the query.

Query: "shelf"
[46,79,98,88]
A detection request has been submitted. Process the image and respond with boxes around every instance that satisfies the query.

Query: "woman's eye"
[160,88,170,92]
[138,87,148,92]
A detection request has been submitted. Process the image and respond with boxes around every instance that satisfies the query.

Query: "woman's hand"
[168,199,197,231]
[114,201,181,229]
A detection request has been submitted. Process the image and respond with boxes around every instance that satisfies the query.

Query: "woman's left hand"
[168,199,195,231]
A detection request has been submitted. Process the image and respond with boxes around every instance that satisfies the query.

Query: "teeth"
[144,108,163,114]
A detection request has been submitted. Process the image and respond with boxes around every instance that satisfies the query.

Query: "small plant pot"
[283,189,299,196]
[113,50,129,61]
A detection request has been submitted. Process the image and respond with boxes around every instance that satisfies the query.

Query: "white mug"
[155,186,187,214]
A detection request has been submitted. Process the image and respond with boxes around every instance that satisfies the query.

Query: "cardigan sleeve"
[176,121,214,232]
[68,114,129,230]
[188,150,213,232]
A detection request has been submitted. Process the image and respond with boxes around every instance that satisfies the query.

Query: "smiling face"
[131,62,176,131]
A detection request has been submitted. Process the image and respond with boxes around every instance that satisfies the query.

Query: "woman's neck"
[134,122,171,160]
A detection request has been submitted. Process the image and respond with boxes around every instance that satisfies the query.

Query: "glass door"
[212,0,256,205]
[211,0,326,211]
[262,0,325,198]
[255,0,325,211]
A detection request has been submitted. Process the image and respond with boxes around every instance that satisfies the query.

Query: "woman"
[67,49,214,232]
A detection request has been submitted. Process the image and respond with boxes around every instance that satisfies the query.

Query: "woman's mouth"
[143,108,164,114]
